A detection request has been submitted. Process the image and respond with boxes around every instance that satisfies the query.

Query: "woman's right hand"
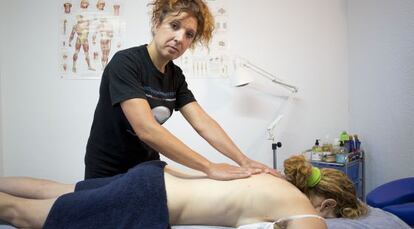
[206,163,253,181]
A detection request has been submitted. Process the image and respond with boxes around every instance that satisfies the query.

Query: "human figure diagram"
[62,0,123,74]
[93,17,114,70]
[69,14,96,73]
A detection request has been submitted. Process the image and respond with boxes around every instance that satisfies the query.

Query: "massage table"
[0,162,410,228]
[0,206,411,229]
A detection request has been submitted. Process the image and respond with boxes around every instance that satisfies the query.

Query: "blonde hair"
[148,0,214,48]
[284,155,368,218]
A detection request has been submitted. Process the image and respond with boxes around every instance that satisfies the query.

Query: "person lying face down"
[0,155,366,229]
[283,155,368,219]
[165,155,367,228]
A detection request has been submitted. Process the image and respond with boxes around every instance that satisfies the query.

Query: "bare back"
[164,166,320,227]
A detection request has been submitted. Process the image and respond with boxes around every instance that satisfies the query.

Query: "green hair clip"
[307,167,321,187]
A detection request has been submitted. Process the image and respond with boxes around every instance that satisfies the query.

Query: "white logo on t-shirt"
[152,106,171,124]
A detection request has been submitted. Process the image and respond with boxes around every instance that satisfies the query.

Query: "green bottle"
[340,131,349,142]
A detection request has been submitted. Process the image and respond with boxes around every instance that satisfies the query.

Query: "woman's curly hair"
[148,0,215,48]
[284,155,368,218]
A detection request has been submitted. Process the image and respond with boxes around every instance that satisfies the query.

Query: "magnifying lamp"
[232,57,298,169]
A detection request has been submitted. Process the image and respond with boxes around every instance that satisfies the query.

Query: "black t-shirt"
[85,45,196,178]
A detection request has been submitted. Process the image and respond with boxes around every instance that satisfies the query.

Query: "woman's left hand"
[240,158,284,178]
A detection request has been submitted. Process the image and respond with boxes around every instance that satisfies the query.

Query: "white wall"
[0,0,349,183]
[0,66,2,177]
[0,61,3,176]
[348,0,414,192]
[0,1,6,177]
[164,0,349,170]
[1,0,99,182]
[0,64,3,176]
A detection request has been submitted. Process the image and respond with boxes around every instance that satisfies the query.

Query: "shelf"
[311,156,365,201]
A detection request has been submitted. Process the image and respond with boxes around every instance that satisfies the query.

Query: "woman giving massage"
[0,155,367,229]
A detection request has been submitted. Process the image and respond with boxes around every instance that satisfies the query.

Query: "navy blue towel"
[43,160,170,229]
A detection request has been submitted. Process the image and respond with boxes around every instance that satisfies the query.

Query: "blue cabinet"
[311,151,365,201]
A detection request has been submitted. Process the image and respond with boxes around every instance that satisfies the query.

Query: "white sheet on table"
[1,207,410,229]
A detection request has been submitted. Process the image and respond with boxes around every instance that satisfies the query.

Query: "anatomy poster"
[60,0,125,79]
[175,0,230,78]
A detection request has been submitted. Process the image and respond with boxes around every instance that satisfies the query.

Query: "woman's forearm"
[196,117,248,166]
[138,123,212,173]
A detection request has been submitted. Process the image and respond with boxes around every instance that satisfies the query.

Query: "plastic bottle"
[335,141,347,163]
[340,131,349,142]
[338,141,346,154]
[321,135,334,162]
[348,135,355,152]
[332,138,341,154]
[340,131,350,153]
[311,139,323,161]
[354,134,361,151]
[322,135,333,154]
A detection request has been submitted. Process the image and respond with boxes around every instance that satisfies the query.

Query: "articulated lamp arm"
[239,59,298,93]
